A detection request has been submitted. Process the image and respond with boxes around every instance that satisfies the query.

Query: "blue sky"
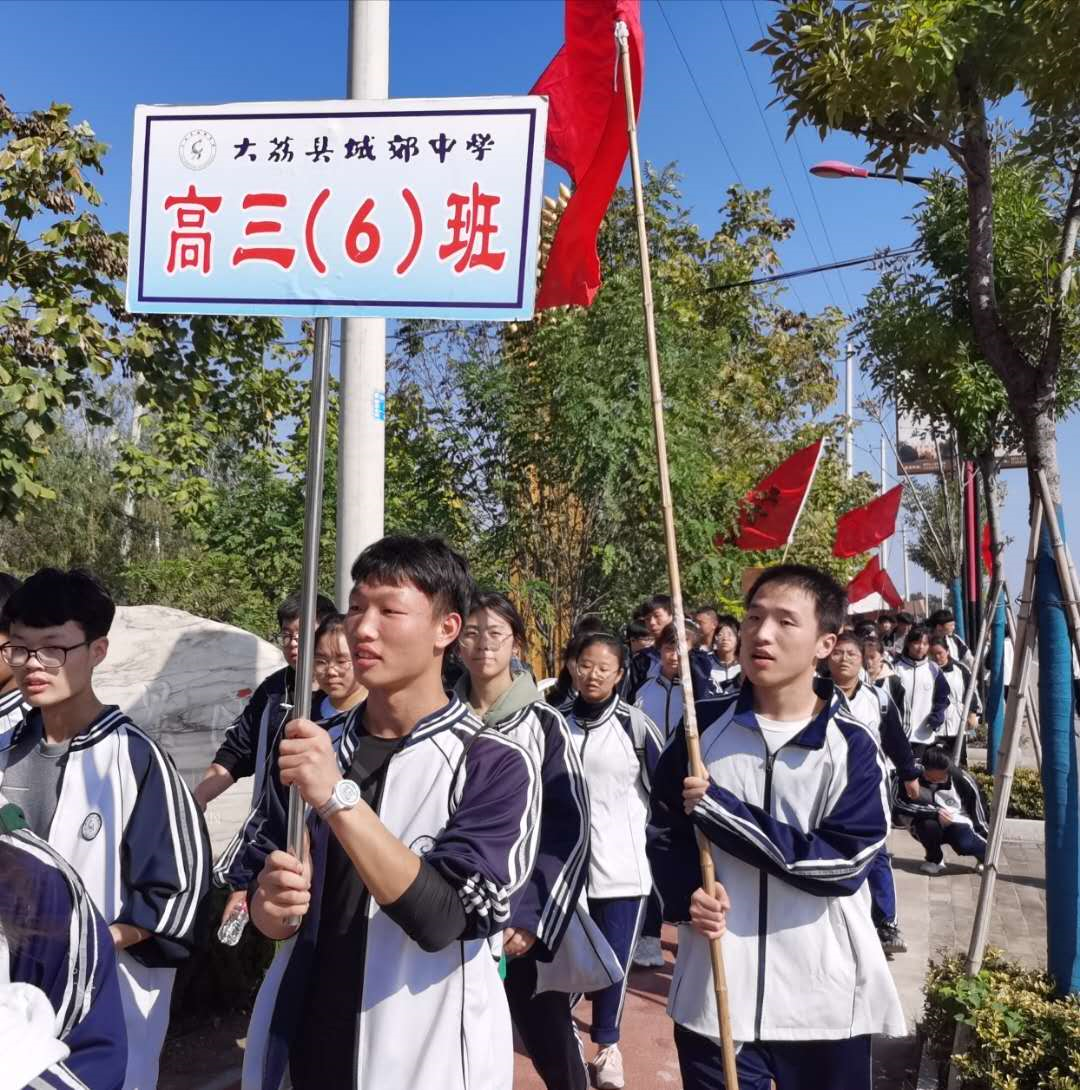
[5,0,1076,602]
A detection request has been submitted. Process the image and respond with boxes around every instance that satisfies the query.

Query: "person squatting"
[0,547,989,1090]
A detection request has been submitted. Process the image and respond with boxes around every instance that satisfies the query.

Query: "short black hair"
[657,620,697,649]
[833,631,864,657]
[896,611,915,626]
[646,594,673,615]
[745,564,846,635]
[715,613,740,635]
[693,606,719,622]
[626,619,650,641]
[314,612,347,645]
[0,573,22,624]
[573,614,607,638]
[877,612,895,625]
[904,624,931,649]
[278,591,337,630]
[468,591,527,650]
[854,621,879,639]
[350,535,473,621]
[862,636,885,656]
[929,635,949,651]
[576,632,624,663]
[922,744,954,774]
[1,568,115,641]
[930,609,953,627]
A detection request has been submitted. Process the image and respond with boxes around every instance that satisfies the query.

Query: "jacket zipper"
[351,744,397,1089]
[753,748,775,1039]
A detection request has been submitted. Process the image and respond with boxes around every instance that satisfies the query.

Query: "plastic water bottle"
[217,900,249,947]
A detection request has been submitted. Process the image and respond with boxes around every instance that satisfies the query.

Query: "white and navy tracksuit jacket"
[842,681,918,782]
[888,657,952,746]
[634,673,684,740]
[891,766,989,840]
[648,683,906,1044]
[707,658,742,697]
[0,802,128,1090]
[0,708,210,1090]
[212,666,293,808]
[242,697,540,1090]
[213,700,349,892]
[563,693,663,899]
[0,687,29,734]
[938,660,979,739]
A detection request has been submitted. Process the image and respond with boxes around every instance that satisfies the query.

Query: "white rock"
[95,605,284,854]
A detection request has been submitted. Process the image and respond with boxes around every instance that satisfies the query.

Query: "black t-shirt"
[290,729,399,1089]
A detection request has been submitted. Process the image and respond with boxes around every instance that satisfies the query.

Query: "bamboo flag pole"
[946,500,1043,1089]
[616,21,738,1088]
[781,439,825,564]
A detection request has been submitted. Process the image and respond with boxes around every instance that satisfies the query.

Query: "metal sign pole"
[286,317,333,866]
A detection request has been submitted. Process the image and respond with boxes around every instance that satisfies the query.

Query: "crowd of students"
[0,544,994,1090]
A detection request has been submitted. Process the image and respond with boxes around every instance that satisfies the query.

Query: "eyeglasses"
[576,663,619,680]
[459,630,514,650]
[314,657,353,673]
[278,630,301,646]
[0,641,90,668]
[830,649,863,662]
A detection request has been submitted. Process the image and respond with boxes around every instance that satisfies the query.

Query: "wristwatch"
[317,778,362,820]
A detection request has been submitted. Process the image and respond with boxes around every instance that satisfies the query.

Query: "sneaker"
[632,935,665,968]
[591,1044,624,1090]
[920,860,946,876]
[878,922,908,954]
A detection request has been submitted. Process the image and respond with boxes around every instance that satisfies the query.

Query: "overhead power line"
[718,2,843,314]
[656,0,744,186]
[708,245,918,293]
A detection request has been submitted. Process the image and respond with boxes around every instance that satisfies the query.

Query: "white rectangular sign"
[126,97,548,320]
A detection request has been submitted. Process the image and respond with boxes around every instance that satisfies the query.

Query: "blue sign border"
[135,107,539,311]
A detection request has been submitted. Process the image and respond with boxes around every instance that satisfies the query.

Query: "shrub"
[924,950,1080,1089]
[971,765,1044,820]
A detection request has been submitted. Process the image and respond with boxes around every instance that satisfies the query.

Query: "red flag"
[847,555,882,604]
[847,555,904,609]
[719,439,824,551]
[981,523,993,574]
[532,0,643,309]
[876,568,904,610]
[833,484,904,558]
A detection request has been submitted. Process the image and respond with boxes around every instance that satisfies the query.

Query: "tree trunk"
[1022,410,1080,996]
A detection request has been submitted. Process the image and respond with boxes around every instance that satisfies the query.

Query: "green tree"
[0,96,302,522]
[757,0,1080,994]
[398,171,873,671]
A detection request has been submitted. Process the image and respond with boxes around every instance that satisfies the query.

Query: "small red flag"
[847,555,882,604]
[981,523,993,574]
[876,568,904,610]
[719,439,824,552]
[833,484,904,558]
[847,555,904,609]
[532,0,643,309]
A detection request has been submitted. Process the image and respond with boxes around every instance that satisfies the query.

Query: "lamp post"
[809,159,932,186]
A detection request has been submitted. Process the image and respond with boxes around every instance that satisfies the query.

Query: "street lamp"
[809,159,931,186]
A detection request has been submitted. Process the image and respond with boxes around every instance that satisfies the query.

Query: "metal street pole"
[337,0,390,605]
[879,431,888,569]
[845,340,854,480]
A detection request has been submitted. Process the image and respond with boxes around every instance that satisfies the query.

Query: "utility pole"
[337,0,390,605]
[845,339,854,480]
[879,430,888,570]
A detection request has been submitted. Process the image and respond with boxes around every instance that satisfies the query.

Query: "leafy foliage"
[971,765,1045,821]
[924,949,1080,1089]
[0,95,303,522]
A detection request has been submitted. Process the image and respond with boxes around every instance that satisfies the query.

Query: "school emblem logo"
[178,130,216,171]
[409,834,436,856]
[80,812,103,841]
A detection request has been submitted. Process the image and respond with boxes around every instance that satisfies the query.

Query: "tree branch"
[1043,161,1080,376]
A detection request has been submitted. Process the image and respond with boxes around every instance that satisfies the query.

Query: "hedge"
[970,765,1044,820]
[924,950,1080,1089]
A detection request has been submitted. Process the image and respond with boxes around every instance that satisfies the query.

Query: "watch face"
[336,779,362,807]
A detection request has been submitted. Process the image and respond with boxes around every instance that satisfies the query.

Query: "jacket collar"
[572,690,621,729]
[730,676,841,751]
[337,694,475,767]
[5,704,127,753]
